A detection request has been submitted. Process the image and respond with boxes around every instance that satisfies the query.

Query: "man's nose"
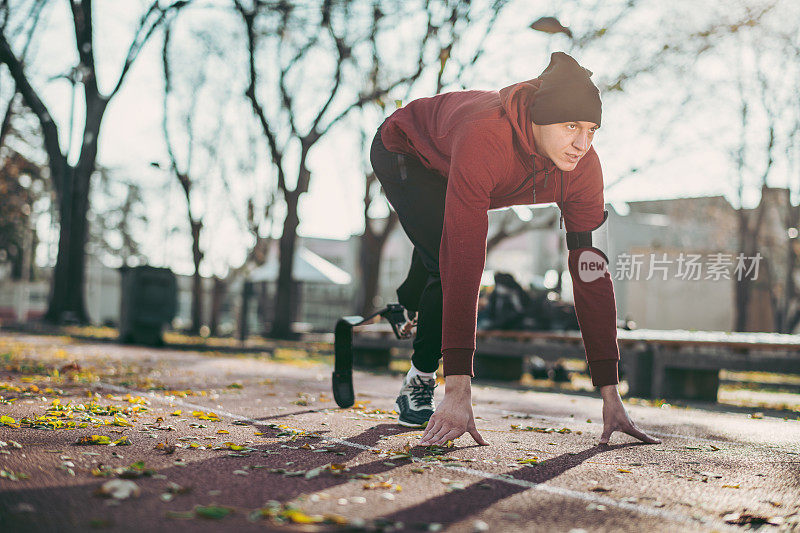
[573,132,590,152]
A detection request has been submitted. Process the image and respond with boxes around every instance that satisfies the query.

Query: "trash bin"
[119,265,177,345]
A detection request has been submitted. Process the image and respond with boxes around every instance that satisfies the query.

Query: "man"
[370,52,659,446]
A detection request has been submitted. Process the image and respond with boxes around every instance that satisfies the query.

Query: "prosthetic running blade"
[332,303,414,408]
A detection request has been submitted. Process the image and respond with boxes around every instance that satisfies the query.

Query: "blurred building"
[2,190,796,335]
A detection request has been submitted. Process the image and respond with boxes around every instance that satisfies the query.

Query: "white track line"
[99,381,738,532]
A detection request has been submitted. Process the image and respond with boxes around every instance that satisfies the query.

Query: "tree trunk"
[45,168,93,324]
[209,275,226,337]
[238,280,252,342]
[270,191,300,339]
[190,220,203,334]
[44,99,105,325]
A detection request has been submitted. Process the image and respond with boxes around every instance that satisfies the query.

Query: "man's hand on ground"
[419,375,488,447]
[598,384,661,445]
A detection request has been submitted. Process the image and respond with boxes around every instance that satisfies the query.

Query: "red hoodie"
[380,78,620,387]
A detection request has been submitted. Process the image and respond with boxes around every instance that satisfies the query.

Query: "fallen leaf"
[194,505,234,520]
[0,415,19,427]
[96,480,140,500]
[305,464,328,479]
[155,441,176,454]
[282,509,320,524]
[0,469,29,481]
[723,512,782,526]
[76,435,111,446]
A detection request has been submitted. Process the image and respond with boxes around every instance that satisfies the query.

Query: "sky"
[2,0,797,277]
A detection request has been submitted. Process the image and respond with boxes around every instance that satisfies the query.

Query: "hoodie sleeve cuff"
[442,348,475,377]
[588,359,619,387]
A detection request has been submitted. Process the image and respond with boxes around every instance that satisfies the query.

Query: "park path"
[0,332,798,532]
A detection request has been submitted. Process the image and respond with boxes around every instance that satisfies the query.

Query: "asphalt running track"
[1,332,799,532]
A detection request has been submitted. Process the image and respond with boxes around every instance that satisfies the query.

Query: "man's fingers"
[421,421,450,445]
[420,418,437,439]
[468,425,489,446]
[420,418,440,444]
[426,424,455,445]
[625,424,661,444]
[430,428,462,446]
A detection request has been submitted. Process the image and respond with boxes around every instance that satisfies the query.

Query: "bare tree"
[162,16,237,334]
[0,0,191,324]
[731,19,800,333]
[233,0,479,338]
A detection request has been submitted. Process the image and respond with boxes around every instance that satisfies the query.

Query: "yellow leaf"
[217,430,229,434]
[113,415,134,427]
[283,509,319,524]
[618,469,632,473]
[171,410,181,416]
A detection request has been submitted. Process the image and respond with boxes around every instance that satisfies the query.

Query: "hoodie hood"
[498,78,557,173]
[499,77,569,228]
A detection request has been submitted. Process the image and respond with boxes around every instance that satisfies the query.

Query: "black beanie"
[530,52,601,127]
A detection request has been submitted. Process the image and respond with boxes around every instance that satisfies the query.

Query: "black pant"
[370,125,446,373]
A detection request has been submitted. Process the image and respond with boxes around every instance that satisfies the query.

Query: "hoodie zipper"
[559,170,564,229]
[493,155,543,200]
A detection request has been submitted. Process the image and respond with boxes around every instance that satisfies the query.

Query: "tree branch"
[0,31,65,192]
[310,6,347,136]
[109,0,191,100]
[235,0,287,194]
[69,0,98,97]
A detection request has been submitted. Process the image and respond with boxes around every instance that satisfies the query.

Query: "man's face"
[531,121,598,171]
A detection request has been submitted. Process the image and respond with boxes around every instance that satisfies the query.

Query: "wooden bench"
[618,330,800,401]
[351,325,800,402]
